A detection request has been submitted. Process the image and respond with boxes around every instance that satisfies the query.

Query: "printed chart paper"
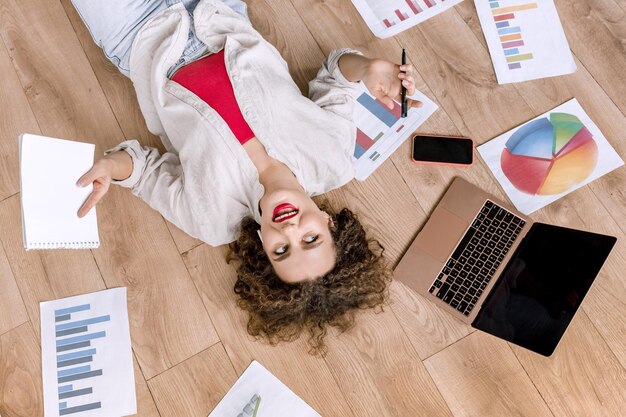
[352,83,438,180]
[474,0,576,84]
[208,361,320,417]
[40,288,136,417]
[478,99,624,214]
[352,0,463,38]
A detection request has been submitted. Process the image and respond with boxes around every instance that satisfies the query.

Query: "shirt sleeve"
[104,140,221,243]
[308,48,363,121]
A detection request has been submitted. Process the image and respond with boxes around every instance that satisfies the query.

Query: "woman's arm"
[309,49,421,120]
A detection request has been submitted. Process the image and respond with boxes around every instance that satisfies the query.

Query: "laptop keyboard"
[429,200,526,316]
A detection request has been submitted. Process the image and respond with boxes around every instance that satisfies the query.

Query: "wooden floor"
[1,0,625,416]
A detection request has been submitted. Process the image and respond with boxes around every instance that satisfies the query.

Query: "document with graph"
[474,0,576,84]
[352,0,463,38]
[208,361,320,417]
[352,82,438,180]
[40,288,136,417]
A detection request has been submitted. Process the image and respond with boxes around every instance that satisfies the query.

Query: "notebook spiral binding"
[25,241,100,250]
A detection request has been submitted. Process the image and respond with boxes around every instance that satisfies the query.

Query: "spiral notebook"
[19,133,100,250]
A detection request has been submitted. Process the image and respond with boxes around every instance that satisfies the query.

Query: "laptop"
[394,177,617,356]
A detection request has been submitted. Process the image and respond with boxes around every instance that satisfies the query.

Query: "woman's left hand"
[362,59,423,110]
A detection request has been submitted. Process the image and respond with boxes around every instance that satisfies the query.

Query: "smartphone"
[411,134,474,166]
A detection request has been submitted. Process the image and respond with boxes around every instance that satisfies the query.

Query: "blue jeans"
[71,0,249,77]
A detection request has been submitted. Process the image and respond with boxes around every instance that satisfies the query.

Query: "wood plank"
[0,195,106,336]
[0,0,219,378]
[425,331,554,417]
[554,0,626,115]
[322,307,454,417]
[132,354,162,417]
[0,241,28,336]
[0,323,42,417]
[148,343,238,417]
[0,33,39,201]
[182,244,356,417]
[512,310,626,417]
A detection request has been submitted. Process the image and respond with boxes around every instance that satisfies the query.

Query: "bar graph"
[53,304,108,415]
[489,1,537,70]
[40,288,136,417]
[354,93,405,159]
[351,83,438,180]
[354,0,463,37]
[476,0,576,83]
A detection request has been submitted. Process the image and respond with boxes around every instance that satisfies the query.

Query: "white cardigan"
[108,0,360,246]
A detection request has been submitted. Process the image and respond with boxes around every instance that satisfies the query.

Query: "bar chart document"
[474,0,576,84]
[351,0,463,38]
[352,82,438,180]
[40,288,136,417]
[208,361,320,417]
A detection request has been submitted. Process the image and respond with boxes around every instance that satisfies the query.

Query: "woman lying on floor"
[72,0,421,353]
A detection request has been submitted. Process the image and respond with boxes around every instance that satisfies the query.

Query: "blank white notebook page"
[20,133,99,249]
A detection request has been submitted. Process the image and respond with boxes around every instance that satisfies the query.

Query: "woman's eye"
[274,245,288,255]
[304,234,318,244]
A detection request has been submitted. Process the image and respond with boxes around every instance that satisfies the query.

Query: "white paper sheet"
[352,0,463,38]
[40,288,136,417]
[352,82,438,180]
[20,133,99,250]
[208,361,320,417]
[477,99,624,214]
[474,0,576,84]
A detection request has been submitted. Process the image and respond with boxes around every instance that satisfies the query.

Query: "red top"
[171,50,255,145]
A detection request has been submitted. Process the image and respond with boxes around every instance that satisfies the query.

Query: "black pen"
[401,48,407,118]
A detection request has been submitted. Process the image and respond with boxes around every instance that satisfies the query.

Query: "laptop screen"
[472,223,616,356]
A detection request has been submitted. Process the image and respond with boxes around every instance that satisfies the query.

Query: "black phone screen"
[412,135,474,164]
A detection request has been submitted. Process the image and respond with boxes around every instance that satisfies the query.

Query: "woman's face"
[259,190,336,283]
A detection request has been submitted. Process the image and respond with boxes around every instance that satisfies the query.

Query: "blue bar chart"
[40,288,136,417]
[54,305,108,415]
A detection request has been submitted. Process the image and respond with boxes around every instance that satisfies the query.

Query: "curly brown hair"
[228,205,392,355]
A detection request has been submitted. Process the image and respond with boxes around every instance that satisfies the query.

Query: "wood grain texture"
[322,307,454,417]
[554,0,626,115]
[148,343,238,417]
[0,243,28,336]
[425,331,554,417]
[132,353,162,417]
[0,38,39,202]
[0,323,42,417]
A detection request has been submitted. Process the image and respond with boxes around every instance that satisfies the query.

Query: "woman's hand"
[76,151,132,218]
[362,58,422,110]
[338,53,423,110]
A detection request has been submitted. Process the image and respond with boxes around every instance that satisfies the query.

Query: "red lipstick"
[272,203,299,223]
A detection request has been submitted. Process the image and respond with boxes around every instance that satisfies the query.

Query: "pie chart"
[500,113,598,195]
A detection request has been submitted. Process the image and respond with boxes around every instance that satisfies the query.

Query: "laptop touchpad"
[415,208,469,262]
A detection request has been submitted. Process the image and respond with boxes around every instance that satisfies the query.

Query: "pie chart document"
[478,98,624,214]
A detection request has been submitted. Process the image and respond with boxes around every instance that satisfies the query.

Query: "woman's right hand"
[77,157,115,218]
[77,150,133,217]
